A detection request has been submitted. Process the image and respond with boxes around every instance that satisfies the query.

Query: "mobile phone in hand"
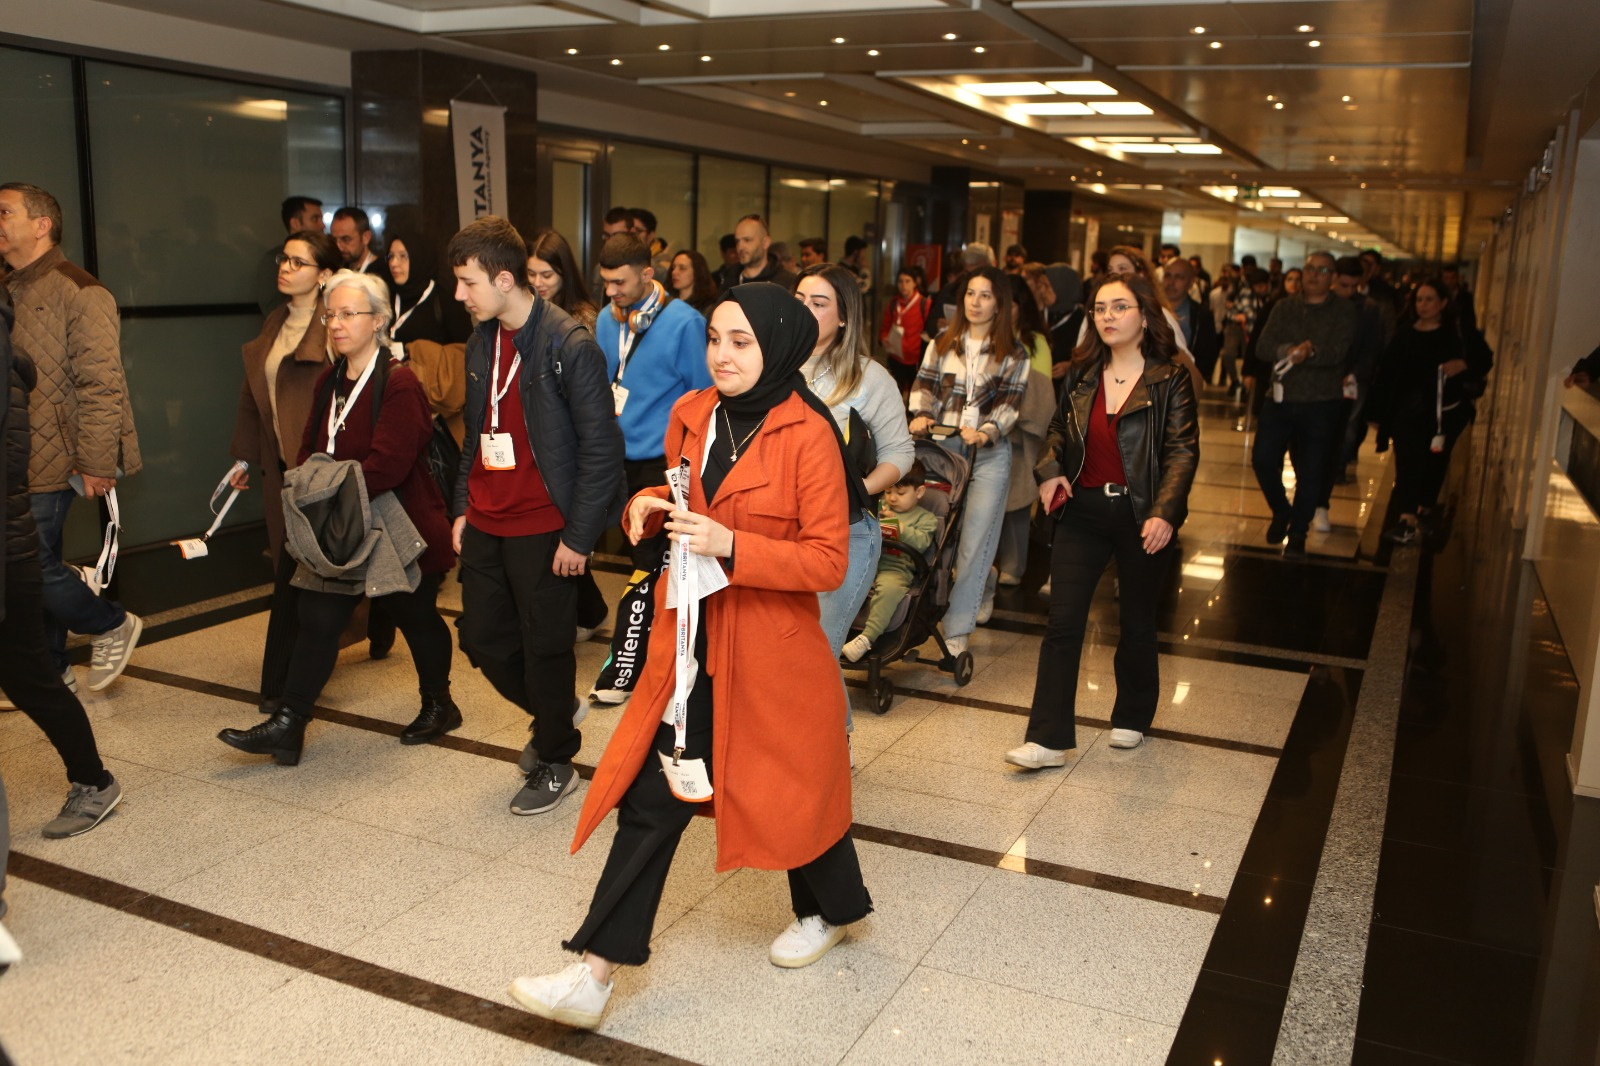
[1049,484,1070,516]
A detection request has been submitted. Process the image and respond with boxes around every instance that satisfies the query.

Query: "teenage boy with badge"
[448,216,625,816]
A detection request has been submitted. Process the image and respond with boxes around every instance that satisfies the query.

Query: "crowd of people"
[0,181,1490,1011]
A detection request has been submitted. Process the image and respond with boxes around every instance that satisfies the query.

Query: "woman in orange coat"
[507,283,873,1030]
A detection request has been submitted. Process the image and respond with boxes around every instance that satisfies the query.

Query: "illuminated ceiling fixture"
[610,58,622,66]
[1341,95,1351,102]
[1273,102,1284,110]
[1297,24,1314,32]
[819,99,829,106]
[1015,101,1094,115]
[1089,101,1154,115]
[1308,39,1321,48]
[1191,26,1205,34]
[566,47,578,55]
[1261,187,1302,197]
[1266,94,1275,101]
[700,55,712,62]
[658,43,670,51]
[1045,80,1117,95]
[943,32,958,40]
[967,81,1054,95]
[973,46,986,53]
[833,36,846,44]
[1113,144,1177,154]
[784,90,796,97]
[1209,41,1222,50]
[867,49,879,56]
[1175,143,1223,154]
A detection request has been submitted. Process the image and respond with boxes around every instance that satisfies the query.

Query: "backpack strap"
[544,318,583,402]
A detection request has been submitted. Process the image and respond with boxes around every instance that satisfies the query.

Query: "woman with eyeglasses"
[218,271,458,765]
[229,230,340,706]
[1009,272,1197,768]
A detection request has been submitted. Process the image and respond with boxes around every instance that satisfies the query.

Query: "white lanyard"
[91,487,120,589]
[326,353,380,456]
[490,329,522,434]
[1436,365,1446,435]
[205,461,247,540]
[615,318,639,384]
[665,457,699,761]
[391,280,434,335]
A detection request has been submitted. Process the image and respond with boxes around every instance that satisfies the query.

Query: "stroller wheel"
[953,652,974,686]
[873,679,894,715]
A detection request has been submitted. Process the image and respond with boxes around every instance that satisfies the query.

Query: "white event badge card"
[480,432,516,470]
[612,383,629,417]
[658,456,714,803]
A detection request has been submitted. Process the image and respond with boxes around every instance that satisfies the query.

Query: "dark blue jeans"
[31,489,125,671]
[1252,399,1345,538]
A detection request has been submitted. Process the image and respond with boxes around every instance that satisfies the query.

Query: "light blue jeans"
[818,509,882,731]
[941,437,1011,640]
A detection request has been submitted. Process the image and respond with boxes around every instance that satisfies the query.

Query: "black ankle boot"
[401,690,462,745]
[218,705,309,765]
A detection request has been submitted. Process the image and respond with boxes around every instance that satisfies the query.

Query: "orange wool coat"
[571,387,852,872]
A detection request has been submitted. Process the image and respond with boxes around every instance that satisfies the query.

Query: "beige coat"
[1,247,141,492]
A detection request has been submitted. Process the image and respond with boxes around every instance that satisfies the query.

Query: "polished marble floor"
[0,389,1581,1065]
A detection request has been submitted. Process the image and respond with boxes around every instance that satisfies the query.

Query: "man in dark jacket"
[1161,257,1221,385]
[0,286,122,840]
[448,216,626,818]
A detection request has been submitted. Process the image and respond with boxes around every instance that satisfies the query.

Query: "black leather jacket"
[453,300,626,555]
[1034,355,1199,529]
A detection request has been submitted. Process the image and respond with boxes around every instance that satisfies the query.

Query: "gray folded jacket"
[281,453,425,597]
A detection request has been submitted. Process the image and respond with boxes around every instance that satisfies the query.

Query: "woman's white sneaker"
[508,962,613,1029]
[1005,741,1069,769]
[769,915,845,968]
[1108,728,1144,749]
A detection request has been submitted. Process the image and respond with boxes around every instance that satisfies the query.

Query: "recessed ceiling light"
[1266,94,1275,101]
[610,58,622,66]
[1359,182,1367,189]
[832,36,846,44]
[978,144,987,150]
[867,49,879,56]
[966,81,1054,96]
[1015,101,1095,116]
[819,100,829,106]
[1209,41,1222,50]
[973,46,986,53]
[1329,154,1337,161]
[1273,102,1284,110]
[1191,26,1205,34]
[700,55,712,62]
[1308,39,1321,47]
[943,32,958,40]
[784,90,796,97]
[566,47,578,55]
[961,138,969,144]
[1044,80,1117,95]
[1341,95,1351,102]
[1089,101,1154,115]
[1114,143,1177,154]
[1175,144,1224,155]
[1298,24,1314,32]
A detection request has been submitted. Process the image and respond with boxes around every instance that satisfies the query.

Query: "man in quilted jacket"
[0,183,143,694]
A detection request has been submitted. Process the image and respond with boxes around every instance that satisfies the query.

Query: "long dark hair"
[526,228,597,321]
[670,249,718,312]
[1072,272,1179,367]
[934,265,1019,364]
[1106,244,1172,311]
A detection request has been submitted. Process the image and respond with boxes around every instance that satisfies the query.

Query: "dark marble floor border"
[7,853,698,1066]
[115,665,1240,914]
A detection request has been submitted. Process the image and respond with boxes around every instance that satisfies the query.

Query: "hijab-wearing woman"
[796,263,916,729]
[669,249,718,315]
[879,267,931,395]
[217,271,459,766]
[908,266,1032,657]
[1010,272,1198,769]
[1368,279,1491,543]
[229,230,339,705]
[527,228,600,330]
[507,283,871,1031]
[385,232,447,350]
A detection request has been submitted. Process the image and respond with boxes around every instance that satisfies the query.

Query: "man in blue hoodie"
[595,232,711,572]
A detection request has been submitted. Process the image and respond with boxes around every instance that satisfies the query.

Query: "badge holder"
[174,460,248,559]
[481,329,522,471]
[1271,356,1294,404]
[658,457,714,803]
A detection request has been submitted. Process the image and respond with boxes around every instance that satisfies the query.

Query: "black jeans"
[1026,490,1171,750]
[457,525,585,765]
[623,457,670,575]
[260,549,299,700]
[563,675,871,966]
[0,558,107,786]
[280,573,452,718]
[1392,406,1472,516]
[1252,398,1345,538]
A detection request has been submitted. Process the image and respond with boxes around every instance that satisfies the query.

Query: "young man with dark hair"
[842,235,872,292]
[797,237,828,269]
[280,196,324,235]
[627,207,673,277]
[448,215,626,815]
[715,233,740,290]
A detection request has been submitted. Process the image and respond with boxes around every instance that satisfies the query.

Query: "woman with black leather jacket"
[1008,272,1198,768]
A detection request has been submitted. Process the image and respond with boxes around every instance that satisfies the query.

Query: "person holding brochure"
[506,283,871,1030]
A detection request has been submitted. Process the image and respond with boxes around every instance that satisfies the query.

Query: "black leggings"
[280,573,453,717]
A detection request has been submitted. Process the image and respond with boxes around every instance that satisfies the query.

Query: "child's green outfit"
[859,503,938,643]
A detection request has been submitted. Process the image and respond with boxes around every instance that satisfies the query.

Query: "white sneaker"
[1039,579,1051,597]
[997,571,1022,587]
[589,688,630,705]
[769,914,845,968]
[1108,728,1144,749]
[842,635,871,663]
[0,917,20,968]
[1005,741,1069,769]
[1312,507,1332,533]
[945,634,968,657]
[507,962,613,1029]
[976,591,995,625]
[87,612,142,691]
[61,666,77,694]
[575,625,597,644]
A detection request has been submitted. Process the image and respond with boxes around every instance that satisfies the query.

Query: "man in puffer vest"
[0,183,142,694]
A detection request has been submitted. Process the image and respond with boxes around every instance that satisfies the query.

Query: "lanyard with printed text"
[490,328,522,434]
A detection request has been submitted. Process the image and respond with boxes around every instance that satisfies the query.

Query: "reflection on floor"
[8,387,1570,1065]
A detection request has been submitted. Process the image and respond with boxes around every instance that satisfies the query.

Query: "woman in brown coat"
[228,230,339,705]
[507,283,872,1030]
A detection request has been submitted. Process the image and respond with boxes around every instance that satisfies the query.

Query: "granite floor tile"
[77,678,263,775]
[849,777,1036,852]
[1066,732,1278,819]
[855,748,1068,814]
[0,740,171,837]
[885,702,1100,773]
[844,694,939,755]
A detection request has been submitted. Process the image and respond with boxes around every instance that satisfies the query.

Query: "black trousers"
[1252,399,1345,538]
[1392,406,1472,516]
[1027,490,1171,750]
[623,457,670,575]
[0,558,107,786]
[280,572,452,718]
[563,678,871,966]
[457,525,585,765]
[260,549,298,700]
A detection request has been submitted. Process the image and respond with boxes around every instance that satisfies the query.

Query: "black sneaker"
[1266,513,1290,545]
[510,761,578,816]
[1283,535,1307,558]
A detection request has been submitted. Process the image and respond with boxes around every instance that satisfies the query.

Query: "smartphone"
[1049,484,1070,516]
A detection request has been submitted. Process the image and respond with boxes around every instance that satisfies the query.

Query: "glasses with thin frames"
[320,310,377,325]
[1304,265,1334,276]
[1093,301,1138,319]
[274,253,315,272]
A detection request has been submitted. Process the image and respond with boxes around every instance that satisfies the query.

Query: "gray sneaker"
[87,613,142,691]
[42,775,122,838]
[510,761,577,816]
[518,701,587,775]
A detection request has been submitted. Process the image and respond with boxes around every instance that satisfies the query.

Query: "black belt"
[1084,482,1129,497]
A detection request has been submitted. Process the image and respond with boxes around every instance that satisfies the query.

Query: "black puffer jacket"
[452,300,626,554]
[1,287,40,620]
[1035,354,1199,530]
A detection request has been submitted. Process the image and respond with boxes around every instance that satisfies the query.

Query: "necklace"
[1112,375,1128,385]
[721,406,767,462]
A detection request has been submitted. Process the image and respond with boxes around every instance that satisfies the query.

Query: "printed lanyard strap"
[666,457,698,761]
[92,487,120,588]
[326,354,380,455]
[490,329,522,434]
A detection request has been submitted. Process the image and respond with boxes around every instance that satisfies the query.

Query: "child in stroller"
[843,460,937,664]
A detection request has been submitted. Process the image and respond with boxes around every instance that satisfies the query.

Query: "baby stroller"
[842,436,974,714]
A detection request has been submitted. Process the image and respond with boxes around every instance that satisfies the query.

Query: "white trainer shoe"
[1005,741,1069,769]
[945,634,968,657]
[769,914,846,968]
[589,688,630,706]
[1312,507,1332,533]
[508,962,613,1029]
[841,635,871,663]
[1108,728,1144,749]
[0,916,20,969]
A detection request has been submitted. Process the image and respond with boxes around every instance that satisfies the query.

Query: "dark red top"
[465,324,564,537]
[1079,377,1128,488]
[298,361,456,575]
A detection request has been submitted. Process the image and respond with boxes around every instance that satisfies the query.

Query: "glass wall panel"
[609,142,693,266]
[117,314,269,545]
[827,176,882,311]
[769,168,828,269]
[549,159,588,265]
[84,63,343,307]
[697,157,766,266]
[0,47,85,266]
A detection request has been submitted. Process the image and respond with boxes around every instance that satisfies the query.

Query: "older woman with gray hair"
[217,270,458,766]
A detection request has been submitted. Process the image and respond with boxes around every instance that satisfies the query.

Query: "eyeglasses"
[1304,265,1333,275]
[274,253,315,271]
[1092,302,1138,319]
[320,310,377,325]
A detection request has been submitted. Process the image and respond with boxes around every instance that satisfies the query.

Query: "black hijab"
[706,283,871,518]
[385,232,436,305]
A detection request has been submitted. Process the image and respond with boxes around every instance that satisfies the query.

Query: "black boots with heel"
[401,690,462,745]
[218,705,310,765]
